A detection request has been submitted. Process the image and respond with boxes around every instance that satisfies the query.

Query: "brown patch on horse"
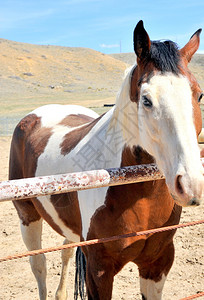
[178,30,203,137]
[12,199,42,226]
[9,114,53,226]
[51,192,81,236]
[25,128,53,178]
[123,145,154,166]
[60,114,104,155]
[59,114,95,127]
[180,29,202,64]
[179,59,203,137]
[9,113,53,179]
[130,65,155,103]
[200,148,204,158]
[130,66,139,102]
[9,114,40,180]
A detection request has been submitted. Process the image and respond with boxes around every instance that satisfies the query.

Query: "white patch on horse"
[31,104,99,128]
[111,69,140,147]
[78,188,108,239]
[20,220,47,299]
[20,219,43,250]
[36,124,85,176]
[140,274,166,300]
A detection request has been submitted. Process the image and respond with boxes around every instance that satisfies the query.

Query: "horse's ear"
[133,20,151,60]
[180,29,202,63]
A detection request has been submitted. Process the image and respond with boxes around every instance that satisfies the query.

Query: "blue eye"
[142,96,153,108]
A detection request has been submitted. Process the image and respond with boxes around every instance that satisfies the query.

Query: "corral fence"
[0,162,204,300]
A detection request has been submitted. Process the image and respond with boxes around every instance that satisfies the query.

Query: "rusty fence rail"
[0,163,164,202]
[1,158,204,202]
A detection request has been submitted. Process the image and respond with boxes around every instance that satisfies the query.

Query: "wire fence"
[0,219,204,263]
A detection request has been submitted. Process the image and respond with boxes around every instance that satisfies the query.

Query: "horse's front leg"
[85,250,115,300]
[137,242,175,300]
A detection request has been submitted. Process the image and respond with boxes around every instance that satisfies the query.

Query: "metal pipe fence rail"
[0,163,164,202]
[0,159,204,202]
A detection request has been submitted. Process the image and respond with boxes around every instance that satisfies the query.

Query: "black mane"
[149,40,181,74]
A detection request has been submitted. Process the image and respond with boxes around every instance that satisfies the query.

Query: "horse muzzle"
[171,173,204,207]
[171,194,201,207]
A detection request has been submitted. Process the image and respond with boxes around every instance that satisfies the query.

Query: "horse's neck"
[72,68,141,171]
[90,104,139,168]
[81,71,140,170]
[83,108,128,170]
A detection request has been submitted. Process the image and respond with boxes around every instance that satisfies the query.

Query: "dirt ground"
[0,136,203,300]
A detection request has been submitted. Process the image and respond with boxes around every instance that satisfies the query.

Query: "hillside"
[0,38,204,135]
[0,39,127,117]
[111,53,204,88]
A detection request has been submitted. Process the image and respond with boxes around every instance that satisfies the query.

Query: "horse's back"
[9,104,99,179]
[30,104,98,128]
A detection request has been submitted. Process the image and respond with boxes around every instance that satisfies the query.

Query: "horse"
[9,20,204,300]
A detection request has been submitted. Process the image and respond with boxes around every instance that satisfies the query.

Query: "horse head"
[130,20,204,207]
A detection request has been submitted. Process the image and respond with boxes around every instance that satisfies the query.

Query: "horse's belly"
[33,195,81,242]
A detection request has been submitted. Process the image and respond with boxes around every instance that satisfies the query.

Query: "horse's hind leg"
[21,218,47,300]
[14,199,48,300]
[55,239,75,300]
[137,242,175,300]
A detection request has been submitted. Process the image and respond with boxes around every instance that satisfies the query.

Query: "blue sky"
[0,0,204,54]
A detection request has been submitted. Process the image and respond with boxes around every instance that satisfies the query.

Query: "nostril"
[190,198,200,206]
[175,175,184,195]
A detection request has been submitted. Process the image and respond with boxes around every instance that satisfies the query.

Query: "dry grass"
[0,39,127,117]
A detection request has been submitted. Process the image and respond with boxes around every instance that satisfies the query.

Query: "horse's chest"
[78,187,108,239]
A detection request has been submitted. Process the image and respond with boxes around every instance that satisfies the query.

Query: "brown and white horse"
[9,21,204,300]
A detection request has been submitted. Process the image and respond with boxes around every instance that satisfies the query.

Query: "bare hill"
[0,39,204,135]
[0,39,127,117]
[111,52,204,88]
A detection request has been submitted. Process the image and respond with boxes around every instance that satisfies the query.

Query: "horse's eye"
[198,93,204,103]
[142,96,153,108]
